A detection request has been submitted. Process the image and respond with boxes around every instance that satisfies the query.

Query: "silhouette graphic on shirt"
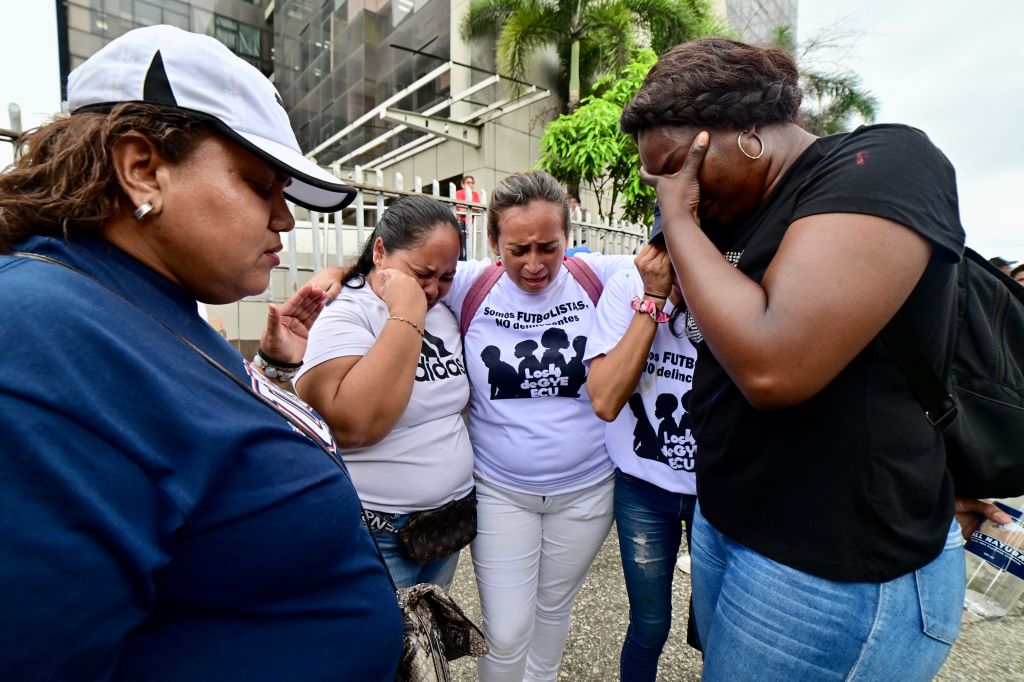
[416,328,466,383]
[481,346,520,399]
[514,340,542,386]
[481,327,587,399]
[628,393,662,462]
[626,391,696,470]
[564,336,588,398]
[540,328,570,374]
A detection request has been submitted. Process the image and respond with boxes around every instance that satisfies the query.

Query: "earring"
[737,130,764,160]
[132,202,154,221]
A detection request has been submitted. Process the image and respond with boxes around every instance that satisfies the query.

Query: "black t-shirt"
[691,124,965,582]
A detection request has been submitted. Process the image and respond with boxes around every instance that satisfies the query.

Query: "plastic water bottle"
[963,496,1024,620]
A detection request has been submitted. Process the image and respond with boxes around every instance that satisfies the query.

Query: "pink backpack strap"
[460,263,505,335]
[562,256,603,305]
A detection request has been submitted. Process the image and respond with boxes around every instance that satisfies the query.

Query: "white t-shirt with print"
[584,268,698,495]
[297,283,474,514]
[445,253,634,495]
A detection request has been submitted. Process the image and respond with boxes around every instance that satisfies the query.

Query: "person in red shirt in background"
[455,175,481,260]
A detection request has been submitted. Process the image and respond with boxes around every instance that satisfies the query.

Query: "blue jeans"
[614,470,698,682]
[691,503,964,681]
[369,511,461,590]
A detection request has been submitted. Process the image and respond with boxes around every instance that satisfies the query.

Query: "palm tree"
[771,27,878,135]
[461,0,720,111]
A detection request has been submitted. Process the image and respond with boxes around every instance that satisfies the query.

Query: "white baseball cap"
[67,24,356,212]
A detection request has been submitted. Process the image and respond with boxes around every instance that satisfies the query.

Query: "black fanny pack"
[398,489,477,564]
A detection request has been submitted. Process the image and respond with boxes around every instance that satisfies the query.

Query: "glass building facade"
[56,0,456,168]
[273,0,453,167]
[57,0,273,96]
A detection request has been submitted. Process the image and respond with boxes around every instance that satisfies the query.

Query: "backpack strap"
[458,256,604,336]
[878,253,964,429]
[459,263,505,336]
[562,256,603,306]
[878,311,958,427]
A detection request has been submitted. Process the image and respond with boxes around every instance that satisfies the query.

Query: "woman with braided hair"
[619,37,999,679]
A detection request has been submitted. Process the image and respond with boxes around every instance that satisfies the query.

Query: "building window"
[392,0,416,27]
[238,23,261,58]
[214,15,262,59]
[215,16,239,51]
[133,0,162,26]
[191,8,214,36]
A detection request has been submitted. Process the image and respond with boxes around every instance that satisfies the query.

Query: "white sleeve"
[443,258,492,318]
[574,251,636,284]
[298,292,377,379]
[584,269,641,363]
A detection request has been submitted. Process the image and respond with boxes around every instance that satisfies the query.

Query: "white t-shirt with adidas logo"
[298,282,474,513]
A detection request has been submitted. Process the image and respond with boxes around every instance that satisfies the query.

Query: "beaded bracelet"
[631,296,670,323]
[387,314,425,337]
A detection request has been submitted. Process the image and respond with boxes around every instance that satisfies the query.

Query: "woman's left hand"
[634,243,673,297]
[259,284,328,365]
[955,497,1013,541]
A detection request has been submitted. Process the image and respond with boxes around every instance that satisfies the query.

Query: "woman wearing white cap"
[0,25,401,681]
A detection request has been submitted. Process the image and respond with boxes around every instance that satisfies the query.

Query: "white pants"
[472,475,615,682]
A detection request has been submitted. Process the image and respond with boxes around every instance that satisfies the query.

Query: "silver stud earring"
[132,202,154,221]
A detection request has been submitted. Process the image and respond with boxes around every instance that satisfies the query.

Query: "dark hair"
[487,171,569,244]
[341,195,460,287]
[0,103,213,253]
[668,306,687,337]
[620,38,802,135]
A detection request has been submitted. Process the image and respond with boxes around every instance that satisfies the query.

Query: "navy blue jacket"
[0,237,402,681]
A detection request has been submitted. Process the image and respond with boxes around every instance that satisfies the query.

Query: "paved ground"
[446,525,1024,681]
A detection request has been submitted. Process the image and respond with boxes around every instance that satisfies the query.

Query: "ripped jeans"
[614,470,698,682]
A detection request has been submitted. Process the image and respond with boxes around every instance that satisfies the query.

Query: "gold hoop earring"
[737,130,764,161]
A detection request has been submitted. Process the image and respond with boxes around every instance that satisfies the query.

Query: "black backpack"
[881,247,1024,499]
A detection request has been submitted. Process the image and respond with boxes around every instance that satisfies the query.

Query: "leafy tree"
[538,48,659,223]
[461,0,720,111]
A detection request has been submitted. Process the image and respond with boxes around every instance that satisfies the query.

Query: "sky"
[797,0,1024,262]
[1,0,1021,261]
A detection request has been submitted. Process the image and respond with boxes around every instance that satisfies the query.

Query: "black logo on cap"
[143,51,178,107]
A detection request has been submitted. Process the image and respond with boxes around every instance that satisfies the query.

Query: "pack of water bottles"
[963,496,1024,620]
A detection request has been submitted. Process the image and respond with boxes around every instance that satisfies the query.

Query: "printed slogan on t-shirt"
[476,300,590,400]
[630,349,697,471]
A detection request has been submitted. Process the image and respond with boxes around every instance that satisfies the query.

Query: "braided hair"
[620,38,802,135]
